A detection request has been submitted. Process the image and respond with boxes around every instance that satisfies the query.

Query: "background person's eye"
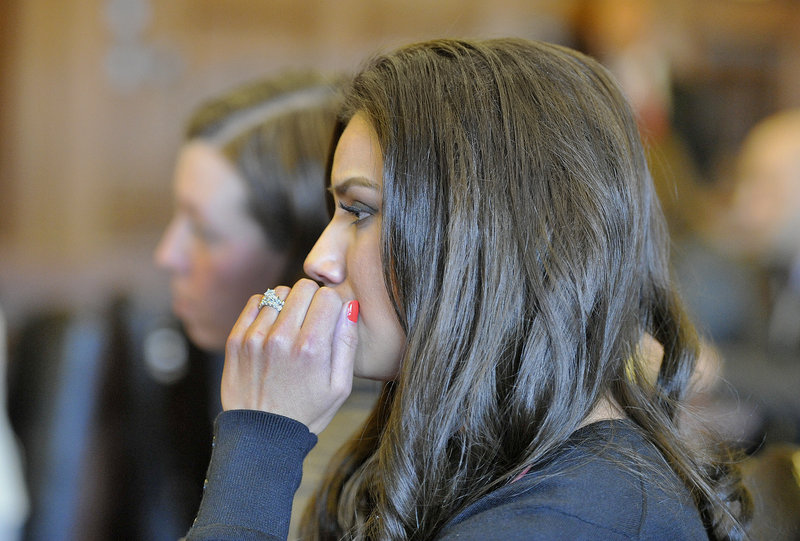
[189,219,222,243]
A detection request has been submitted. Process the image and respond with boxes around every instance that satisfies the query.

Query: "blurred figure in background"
[7,72,341,541]
[719,109,800,442]
[156,72,341,353]
[719,106,800,541]
[150,71,342,537]
[728,108,800,348]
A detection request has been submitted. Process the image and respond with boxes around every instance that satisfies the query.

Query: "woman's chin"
[183,322,226,353]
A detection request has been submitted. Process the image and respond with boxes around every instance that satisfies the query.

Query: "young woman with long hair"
[186,38,750,540]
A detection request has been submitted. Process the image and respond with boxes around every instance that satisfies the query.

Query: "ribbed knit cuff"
[187,410,317,540]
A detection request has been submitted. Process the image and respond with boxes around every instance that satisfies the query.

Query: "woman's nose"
[154,218,187,273]
[304,223,345,286]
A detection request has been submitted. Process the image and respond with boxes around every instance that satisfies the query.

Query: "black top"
[187,411,707,540]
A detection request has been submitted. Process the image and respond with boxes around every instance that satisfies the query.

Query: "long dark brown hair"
[302,38,749,540]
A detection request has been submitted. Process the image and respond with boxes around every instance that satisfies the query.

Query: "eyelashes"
[338,201,376,225]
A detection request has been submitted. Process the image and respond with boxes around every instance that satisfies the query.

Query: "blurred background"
[1,0,799,540]
[1,0,799,323]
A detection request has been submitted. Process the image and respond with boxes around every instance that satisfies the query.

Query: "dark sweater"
[186,411,708,540]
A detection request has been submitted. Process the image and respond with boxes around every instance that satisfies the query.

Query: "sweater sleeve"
[185,409,317,541]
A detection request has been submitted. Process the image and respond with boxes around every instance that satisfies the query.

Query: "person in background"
[712,107,800,541]
[185,38,750,540]
[727,108,800,349]
[688,109,800,451]
[156,72,341,353]
[148,72,341,538]
[715,108,800,446]
[4,72,342,541]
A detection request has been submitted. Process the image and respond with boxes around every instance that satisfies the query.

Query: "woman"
[188,39,750,540]
[156,72,341,352]
[149,73,340,536]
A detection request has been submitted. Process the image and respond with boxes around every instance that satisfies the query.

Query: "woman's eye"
[338,201,374,225]
[189,220,221,243]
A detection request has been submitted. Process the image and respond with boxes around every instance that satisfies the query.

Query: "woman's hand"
[221,278,359,434]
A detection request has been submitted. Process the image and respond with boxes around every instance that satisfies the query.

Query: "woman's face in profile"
[304,113,406,380]
[156,141,289,351]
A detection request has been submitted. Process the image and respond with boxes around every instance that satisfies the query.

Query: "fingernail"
[346,300,359,323]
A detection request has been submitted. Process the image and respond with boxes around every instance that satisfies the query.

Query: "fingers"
[227,286,290,347]
[296,298,357,434]
[223,286,291,411]
[223,279,357,423]
[294,285,344,365]
[244,286,291,350]
[328,300,358,393]
[272,279,322,332]
[230,294,264,338]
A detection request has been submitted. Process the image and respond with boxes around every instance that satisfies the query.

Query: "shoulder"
[439,421,707,541]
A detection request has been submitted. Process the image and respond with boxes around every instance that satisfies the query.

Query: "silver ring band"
[259,289,284,312]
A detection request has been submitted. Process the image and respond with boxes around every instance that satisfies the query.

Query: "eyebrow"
[328,176,380,197]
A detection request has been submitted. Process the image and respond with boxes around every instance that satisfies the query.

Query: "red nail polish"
[346,300,359,323]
